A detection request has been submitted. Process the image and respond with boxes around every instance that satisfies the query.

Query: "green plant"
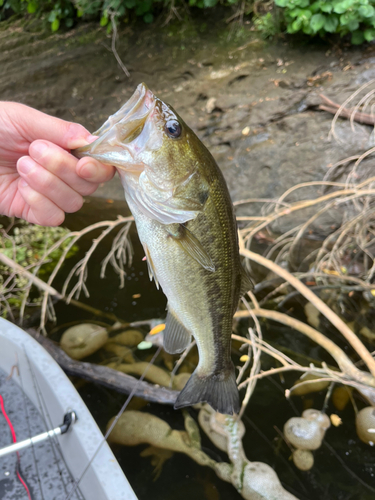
[274,0,375,44]
[0,221,77,319]
[0,0,248,31]
[253,11,279,37]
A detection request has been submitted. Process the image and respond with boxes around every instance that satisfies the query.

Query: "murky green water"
[43,201,375,500]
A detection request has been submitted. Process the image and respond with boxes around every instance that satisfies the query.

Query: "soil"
[1,15,375,232]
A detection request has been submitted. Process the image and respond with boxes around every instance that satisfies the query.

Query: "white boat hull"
[0,318,137,500]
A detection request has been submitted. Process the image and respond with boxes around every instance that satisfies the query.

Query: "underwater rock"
[110,329,144,347]
[103,342,135,363]
[292,449,314,471]
[241,462,298,500]
[302,409,331,430]
[60,323,108,360]
[291,373,330,396]
[172,372,191,391]
[198,404,245,452]
[332,386,352,411]
[355,407,375,446]
[114,362,171,387]
[284,416,324,450]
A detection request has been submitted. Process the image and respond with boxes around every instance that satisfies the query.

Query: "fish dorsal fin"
[240,265,253,297]
[166,224,215,272]
[144,244,159,289]
[164,308,191,354]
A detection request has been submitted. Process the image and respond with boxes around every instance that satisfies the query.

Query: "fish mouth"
[73,83,157,170]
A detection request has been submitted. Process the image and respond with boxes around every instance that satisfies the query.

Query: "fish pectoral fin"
[166,224,215,272]
[240,265,253,297]
[144,244,159,289]
[163,309,192,354]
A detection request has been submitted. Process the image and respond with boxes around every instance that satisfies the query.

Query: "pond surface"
[42,201,375,500]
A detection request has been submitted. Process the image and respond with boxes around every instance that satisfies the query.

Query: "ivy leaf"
[333,3,347,13]
[275,0,289,7]
[324,14,339,31]
[100,15,108,26]
[289,8,302,18]
[143,12,153,23]
[27,1,37,14]
[310,13,326,31]
[347,19,359,30]
[320,3,333,12]
[359,5,375,17]
[364,27,375,40]
[48,10,56,22]
[351,30,365,44]
[51,18,60,32]
[298,8,312,20]
[295,0,310,7]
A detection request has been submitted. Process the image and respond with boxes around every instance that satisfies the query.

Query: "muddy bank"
[1,17,375,231]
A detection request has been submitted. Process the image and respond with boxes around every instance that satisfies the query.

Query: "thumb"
[7,102,96,150]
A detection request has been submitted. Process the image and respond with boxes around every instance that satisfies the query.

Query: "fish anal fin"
[240,265,253,298]
[163,309,191,354]
[144,245,159,290]
[166,224,215,272]
[174,365,240,415]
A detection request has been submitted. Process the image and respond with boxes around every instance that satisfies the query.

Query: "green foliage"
[253,12,279,37]
[0,221,77,319]
[271,0,375,43]
[0,0,247,31]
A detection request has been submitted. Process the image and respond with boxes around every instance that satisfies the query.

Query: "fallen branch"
[27,329,178,406]
[319,94,375,125]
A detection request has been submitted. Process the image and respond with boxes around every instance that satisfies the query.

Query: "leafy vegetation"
[264,0,375,44]
[0,0,244,31]
[0,220,77,319]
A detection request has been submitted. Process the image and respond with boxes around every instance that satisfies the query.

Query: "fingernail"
[19,178,29,188]
[30,141,48,161]
[80,162,98,179]
[18,157,34,175]
[68,135,97,149]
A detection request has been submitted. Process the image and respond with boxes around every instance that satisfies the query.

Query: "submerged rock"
[356,407,375,446]
[60,323,108,360]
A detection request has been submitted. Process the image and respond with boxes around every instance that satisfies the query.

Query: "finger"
[17,156,84,214]
[76,156,116,184]
[29,140,98,197]
[17,179,65,226]
[4,102,96,150]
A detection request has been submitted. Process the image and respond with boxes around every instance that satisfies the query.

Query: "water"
[42,201,375,500]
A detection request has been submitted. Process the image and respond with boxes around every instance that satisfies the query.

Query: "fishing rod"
[0,410,77,458]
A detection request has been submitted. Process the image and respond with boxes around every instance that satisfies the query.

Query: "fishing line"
[0,394,33,500]
[24,348,84,500]
[65,345,162,500]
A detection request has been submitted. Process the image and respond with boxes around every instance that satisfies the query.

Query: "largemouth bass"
[74,83,251,415]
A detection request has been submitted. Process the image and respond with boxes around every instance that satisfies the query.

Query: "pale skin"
[0,102,116,226]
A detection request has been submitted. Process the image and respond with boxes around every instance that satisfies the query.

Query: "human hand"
[0,102,115,226]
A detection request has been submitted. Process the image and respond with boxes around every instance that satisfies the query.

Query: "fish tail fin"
[174,365,240,415]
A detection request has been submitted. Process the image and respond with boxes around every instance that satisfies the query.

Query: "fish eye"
[165,119,181,139]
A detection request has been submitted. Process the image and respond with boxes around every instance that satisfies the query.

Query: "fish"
[73,83,252,415]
